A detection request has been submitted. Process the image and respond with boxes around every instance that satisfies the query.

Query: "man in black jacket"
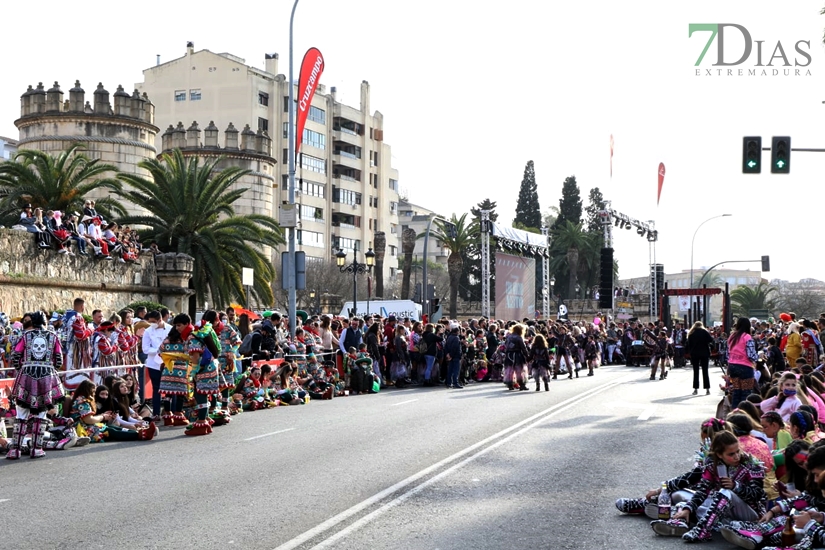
[444,326,463,389]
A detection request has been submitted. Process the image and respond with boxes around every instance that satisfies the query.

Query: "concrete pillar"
[45,81,63,112]
[186,121,201,148]
[241,124,256,151]
[113,85,131,116]
[130,89,146,121]
[32,83,46,114]
[20,85,33,116]
[172,122,186,149]
[155,253,196,316]
[161,125,174,152]
[93,83,110,115]
[142,93,154,125]
[69,81,85,112]
[224,123,239,150]
[204,121,219,148]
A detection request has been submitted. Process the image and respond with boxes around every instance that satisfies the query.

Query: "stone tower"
[159,120,276,220]
[15,81,159,200]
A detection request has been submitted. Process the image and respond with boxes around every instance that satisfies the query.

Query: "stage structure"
[478,210,550,319]
[597,202,659,318]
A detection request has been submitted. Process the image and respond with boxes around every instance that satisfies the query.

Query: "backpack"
[238,332,255,356]
[416,335,428,355]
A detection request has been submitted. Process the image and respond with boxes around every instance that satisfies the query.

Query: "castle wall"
[0,229,158,315]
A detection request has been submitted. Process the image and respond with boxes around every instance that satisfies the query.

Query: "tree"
[551,175,582,231]
[400,227,417,299]
[730,281,778,317]
[431,213,476,318]
[692,270,726,289]
[550,221,592,299]
[373,231,387,299]
[0,144,124,225]
[775,280,825,319]
[513,160,541,231]
[116,149,284,308]
[584,187,606,234]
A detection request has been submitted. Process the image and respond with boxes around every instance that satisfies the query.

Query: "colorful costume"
[158,342,190,426]
[70,396,108,443]
[91,328,118,384]
[61,310,92,391]
[185,322,222,436]
[8,327,65,459]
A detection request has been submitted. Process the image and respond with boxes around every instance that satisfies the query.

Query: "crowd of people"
[616,311,825,548]
[12,200,144,261]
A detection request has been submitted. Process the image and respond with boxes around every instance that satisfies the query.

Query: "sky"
[3,0,824,282]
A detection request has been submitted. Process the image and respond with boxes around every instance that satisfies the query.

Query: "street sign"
[242,267,254,286]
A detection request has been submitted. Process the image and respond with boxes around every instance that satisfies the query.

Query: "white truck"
[338,299,422,321]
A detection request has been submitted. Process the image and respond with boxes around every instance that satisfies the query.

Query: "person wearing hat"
[7,311,66,459]
[79,215,112,259]
[90,321,118,377]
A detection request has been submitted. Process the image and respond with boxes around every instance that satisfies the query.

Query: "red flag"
[610,134,614,178]
[295,47,325,153]
[657,162,666,205]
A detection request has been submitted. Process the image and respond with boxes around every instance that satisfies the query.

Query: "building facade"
[0,135,17,161]
[619,267,764,323]
[397,199,450,275]
[136,43,401,281]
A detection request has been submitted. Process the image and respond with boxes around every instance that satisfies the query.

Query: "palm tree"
[431,213,476,318]
[730,281,778,317]
[116,149,284,308]
[400,227,416,299]
[0,144,123,224]
[692,270,725,289]
[373,231,386,299]
[550,220,591,299]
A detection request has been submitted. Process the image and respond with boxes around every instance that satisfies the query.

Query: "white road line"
[273,373,636,550]
[244,428,295,441]
[0,499,9,504]
[637,406,657,421]
[390,399,418,407]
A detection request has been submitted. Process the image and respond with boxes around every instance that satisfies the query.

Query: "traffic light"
[598,247,614,309]
[771,136,790,174]
[761,255,770,272]
[742,136,762,174]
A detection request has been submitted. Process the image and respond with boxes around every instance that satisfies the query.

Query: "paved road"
[1,364,736,549]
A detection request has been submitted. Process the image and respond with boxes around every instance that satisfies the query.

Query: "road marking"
[273,373,636,550]
[391,399,418,407]
[244,428,294,441]
[637,406,657,421]
[0,500,9,504]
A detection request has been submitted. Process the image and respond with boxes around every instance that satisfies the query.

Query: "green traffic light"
[747,160,757,168]
[776,159,785,169]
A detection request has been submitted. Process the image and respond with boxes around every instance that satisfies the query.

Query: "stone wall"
[0,228,159,315]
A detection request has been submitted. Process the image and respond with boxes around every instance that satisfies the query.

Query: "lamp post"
[337,247,375,317]
[549,276,557,317]
[309,289,317,315]
[690,214,732,289]
[690,214,731,318]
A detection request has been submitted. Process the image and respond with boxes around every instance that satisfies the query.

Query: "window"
[301,154,326,174]
[390,267,397,278]
[389,245,397,257]
[389,178,398,191]
[391,224,398,234]
[373,174,379,188]
[174,90,186,101]
[281,123,326,149]
[297,230,324,248]
[308,106,326,124]
[283,96,290,112]
[333,188,361,206]
[371,151,379,166]
[337,237,360,252]
[300,204,323,222]
[258,117,269,132]
[299,180,325,198]
[390,201,398,215]
[189,89,202,101]
[258,92,269,106]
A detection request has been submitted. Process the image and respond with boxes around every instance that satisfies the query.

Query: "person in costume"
[158,327,190,427]
[196,310,233,426]
[7,311,65,459]
[91,321,118,384]
[177,312,223,436]
[60,297,93,391]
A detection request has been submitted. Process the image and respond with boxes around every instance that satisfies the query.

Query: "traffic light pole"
[695,259,766,288]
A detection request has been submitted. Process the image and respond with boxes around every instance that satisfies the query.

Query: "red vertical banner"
[295,48,325,154]
[657,162,666,205]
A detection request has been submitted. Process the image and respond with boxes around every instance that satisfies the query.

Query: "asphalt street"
[1,363,737,550]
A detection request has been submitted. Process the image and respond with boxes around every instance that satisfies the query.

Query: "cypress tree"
[513,160,542,231]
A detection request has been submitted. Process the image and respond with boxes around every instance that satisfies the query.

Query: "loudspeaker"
[598,247,614,309]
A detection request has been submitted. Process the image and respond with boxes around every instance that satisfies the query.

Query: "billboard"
[495,253,536,321]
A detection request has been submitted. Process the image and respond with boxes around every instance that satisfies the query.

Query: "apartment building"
[397,199,450,273]
[0,135,18,161]
[136,43,400,280]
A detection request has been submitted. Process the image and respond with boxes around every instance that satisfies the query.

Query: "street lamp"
[309,289,317,315]
[337,247,375,317]
[575,283,581,299]
[690,214,732,289]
